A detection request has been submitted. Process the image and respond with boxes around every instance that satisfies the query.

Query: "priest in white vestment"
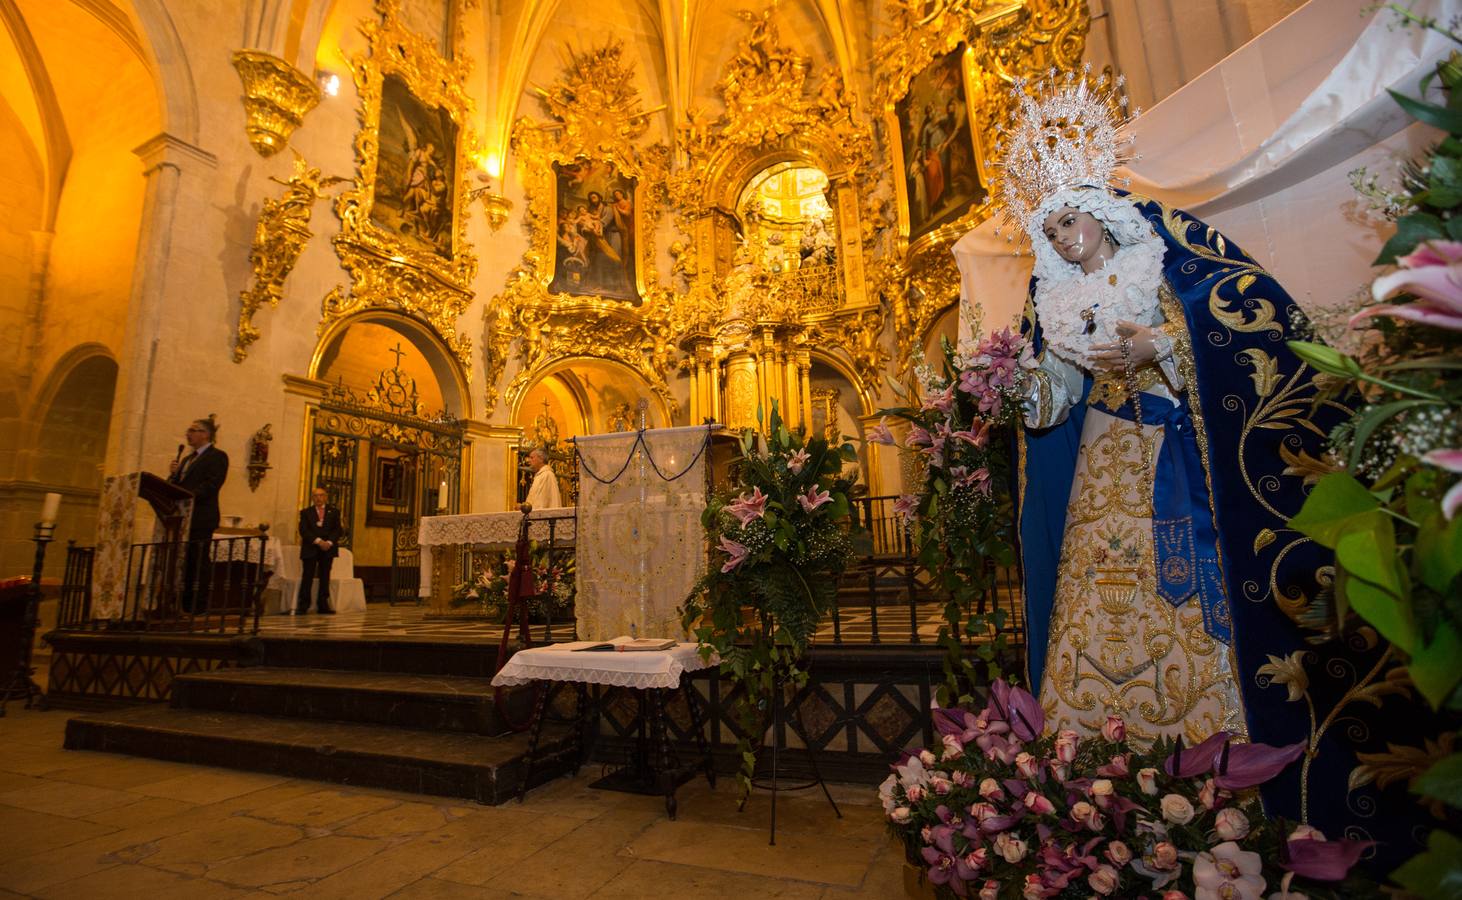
[524,447,564,509]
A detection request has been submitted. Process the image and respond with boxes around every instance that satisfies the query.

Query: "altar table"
[416,508,575,607]
[493,637,717,818]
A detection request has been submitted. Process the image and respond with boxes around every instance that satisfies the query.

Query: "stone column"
[105,133,218,476]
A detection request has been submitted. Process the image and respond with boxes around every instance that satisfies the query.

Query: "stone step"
[65,704,578,805]
[253,636,510,676]
[172,667,534,735]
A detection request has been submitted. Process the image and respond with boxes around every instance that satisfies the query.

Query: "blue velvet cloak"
[1015,193,1383,842]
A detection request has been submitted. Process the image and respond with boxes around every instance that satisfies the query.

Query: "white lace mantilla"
[491,638,717,689]
[1032,237,1167,367]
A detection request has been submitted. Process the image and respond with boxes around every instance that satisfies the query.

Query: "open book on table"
[573,638,679,652]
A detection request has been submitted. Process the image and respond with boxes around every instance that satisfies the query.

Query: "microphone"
[175,443,186,461]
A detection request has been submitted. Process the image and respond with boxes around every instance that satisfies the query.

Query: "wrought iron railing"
[56,535,271,635]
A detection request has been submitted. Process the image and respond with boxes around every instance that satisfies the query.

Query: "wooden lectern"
[140,472,193,542]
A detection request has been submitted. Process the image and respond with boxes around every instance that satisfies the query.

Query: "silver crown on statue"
[988,65,1138,242]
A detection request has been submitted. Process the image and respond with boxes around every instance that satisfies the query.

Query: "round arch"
[510,356,672,431]
[807,349,873,417]
[30,347,119,488]
[29,343,117,421]
[123,0,200,143]
[310,310,472,419]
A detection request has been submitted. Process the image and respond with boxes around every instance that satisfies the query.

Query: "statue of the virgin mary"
[996,70,1351,822]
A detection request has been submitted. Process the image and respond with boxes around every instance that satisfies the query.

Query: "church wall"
[1084,0,1307,112]
[0,0,1353,577]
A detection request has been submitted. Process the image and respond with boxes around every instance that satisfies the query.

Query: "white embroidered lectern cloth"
[573,426,715,641]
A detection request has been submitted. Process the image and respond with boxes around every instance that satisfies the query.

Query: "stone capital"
[132,132,218,177]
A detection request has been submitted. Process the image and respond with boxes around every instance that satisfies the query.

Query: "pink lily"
[922,385,955,413]
[786,448,810,474]
[718,535,749,573]
[726,486,768,526]
[1421,449,1462,519]
[1352,239,1462,331]
[1281,837,1374,881]
[893,494,919,521]
[951,421,990,448]
[798,485,833,513]
[867,417,897,446]
[907,424,933,448]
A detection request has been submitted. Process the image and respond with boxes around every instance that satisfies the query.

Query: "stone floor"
[0,706,926,899]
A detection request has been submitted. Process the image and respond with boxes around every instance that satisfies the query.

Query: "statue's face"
[1042,206,1106,268]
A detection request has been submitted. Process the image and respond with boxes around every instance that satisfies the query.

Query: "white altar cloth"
[416,508,575,597]
[491,638,716,690]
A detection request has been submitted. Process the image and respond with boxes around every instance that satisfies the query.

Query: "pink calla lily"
[1421,449,1462,519]
[989,679,1044,741]
[1163,732,1232,778]
[1213,739,1307,790]
[1281,836,1374,881]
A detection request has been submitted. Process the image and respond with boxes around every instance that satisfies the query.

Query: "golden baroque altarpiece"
[324,0,481,373]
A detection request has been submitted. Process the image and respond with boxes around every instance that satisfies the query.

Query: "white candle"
[40,492,61,526]
[438,480,449,509]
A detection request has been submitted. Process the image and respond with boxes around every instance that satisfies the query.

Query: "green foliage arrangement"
[1284,9,1462,895]
[681,402,862,796]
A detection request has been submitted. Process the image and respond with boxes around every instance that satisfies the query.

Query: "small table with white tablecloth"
[493,637,717,818]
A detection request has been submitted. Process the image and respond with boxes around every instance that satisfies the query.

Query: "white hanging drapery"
[573,425,718,641]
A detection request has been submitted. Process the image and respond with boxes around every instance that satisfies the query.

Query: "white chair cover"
[266,545,368,613]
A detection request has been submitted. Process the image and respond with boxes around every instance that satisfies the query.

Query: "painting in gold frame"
[370,72,460,259]
[366,444,413,526]
[546,159,640,304]
[890,44,987,244]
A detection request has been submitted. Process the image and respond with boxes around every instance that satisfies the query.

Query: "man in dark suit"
[297,486,343,614]
[169,417,229,614]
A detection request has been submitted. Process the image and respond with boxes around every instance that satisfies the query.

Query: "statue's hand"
[1089,320,1161,372]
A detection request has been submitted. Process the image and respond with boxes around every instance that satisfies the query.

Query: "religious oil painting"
[894,46,985,241]
[371,72,459,259]
[547,159,640,303]
[367,445,412,525]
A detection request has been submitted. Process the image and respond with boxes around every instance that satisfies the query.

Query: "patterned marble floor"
[255,600,1021,645]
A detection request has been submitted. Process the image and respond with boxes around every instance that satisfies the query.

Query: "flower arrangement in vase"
[874,328,1030,702]
[880,680,1377,899]
[681,401,862,796]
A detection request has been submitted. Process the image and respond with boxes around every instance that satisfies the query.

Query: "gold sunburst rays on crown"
[988,65,1136,242]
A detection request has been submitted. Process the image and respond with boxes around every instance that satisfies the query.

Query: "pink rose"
[891,806,911,823]
[1090,779,1115,808]
[1105,840,1133,866]
[965,848,988,871]
[905,785,925,803]
[1023,791,1056,816]
[1199,778,1220,810]
[942,734,964,760]
[1163,893,1191,900]
[951,770,972,788]
[1102,715,1126,742]
[1160,793,1195,825]
[1089,864,1120,896]
[1015,752,1040,778]
[919,749,937,767]
[970,802,999,823]
[1055,729,1080,763]
[930,776,952,796]
[1215,807,1251,841]
[1050,762,1070,784]
[994,833,1028,863]
[1071,801,1104,831]
[979,778,1005,801]
[1150,842,1180,870]
[1137,767,1161,796]
[979,880,1000,900]
[1022,874,1046,900]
